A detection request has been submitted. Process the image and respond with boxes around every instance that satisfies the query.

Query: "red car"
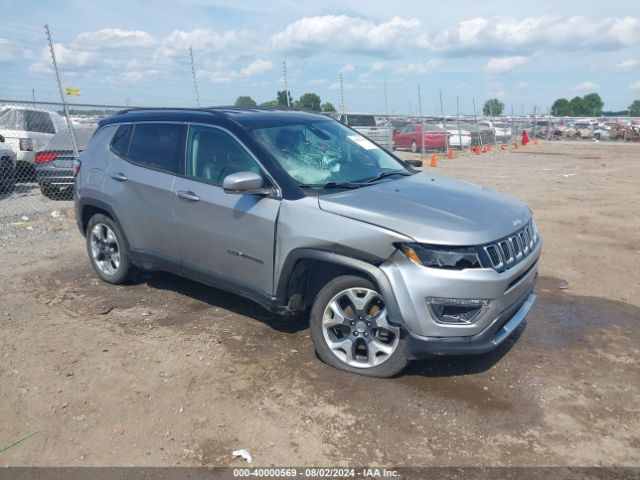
[393,124,449,152]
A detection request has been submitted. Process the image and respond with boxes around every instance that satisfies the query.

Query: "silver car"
[75,108,540,377]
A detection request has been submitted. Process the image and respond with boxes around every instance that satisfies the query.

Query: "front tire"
[86,214,133,284]
[410,140,418,153]
[309,275,408,377]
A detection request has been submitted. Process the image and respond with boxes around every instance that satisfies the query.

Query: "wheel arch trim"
[276,248,404,325]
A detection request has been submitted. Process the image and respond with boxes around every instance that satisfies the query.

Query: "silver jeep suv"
[74,108,540,377]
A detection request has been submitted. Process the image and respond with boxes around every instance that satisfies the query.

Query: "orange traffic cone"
[534,138,539,145]
[447,148,453,159]
[430,153,437,167]
[522,130,530,145]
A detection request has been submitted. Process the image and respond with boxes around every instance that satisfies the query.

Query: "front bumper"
[379,240,541,356]
[405,289,536,358]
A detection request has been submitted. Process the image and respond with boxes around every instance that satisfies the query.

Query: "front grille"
[483,221,539,271]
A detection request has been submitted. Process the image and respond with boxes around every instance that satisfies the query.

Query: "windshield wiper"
[364,171,411,184]
[298,181,363,189]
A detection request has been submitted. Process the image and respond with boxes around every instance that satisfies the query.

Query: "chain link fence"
[1,98,639,247]
[0,100,130,245]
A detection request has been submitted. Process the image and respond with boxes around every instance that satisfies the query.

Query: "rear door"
[103,122,185,263]
[172,124,280,297]
[25,110,56,155]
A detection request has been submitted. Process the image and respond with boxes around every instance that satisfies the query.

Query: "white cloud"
[484,55,529,74]
[74,29,157,50]
[629,80,640,91]
[616,59,638,71]
[309,78,327,85]
[396,59,440,75]
[433,16,640,55]
[339,63,354,74]
[0,38,14,62]
[572,81,600,91]
[371,61,386,71]
[271,15,429,57]
[102,69,161,85]
[240,59,273,77]
[28,62,52,75]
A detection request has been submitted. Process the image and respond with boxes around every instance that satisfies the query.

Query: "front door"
[172,124,281,298]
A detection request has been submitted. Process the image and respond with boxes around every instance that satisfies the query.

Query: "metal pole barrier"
[473,97,483,149]
[511,104,515,144]
[532,106,538,140]
[417,86,425,156]
[440,90,448,153]
[488,102,497,145]
[45,24,78,158]
[456,96,463,150]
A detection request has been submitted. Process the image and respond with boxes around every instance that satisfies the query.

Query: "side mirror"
[223,171,273,195]
[0,135,4,143]
[405,159,423,168]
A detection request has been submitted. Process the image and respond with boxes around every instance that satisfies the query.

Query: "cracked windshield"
[250,119,408,186]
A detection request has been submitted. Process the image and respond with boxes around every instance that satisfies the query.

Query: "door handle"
[177,190,200,202]
[110,172,128,182]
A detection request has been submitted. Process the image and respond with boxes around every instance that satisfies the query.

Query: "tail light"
[72,159,81,178]
[19,138,33,151]
[34,151,58,163]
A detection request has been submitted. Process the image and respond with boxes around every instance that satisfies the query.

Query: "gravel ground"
[0,141,639,467]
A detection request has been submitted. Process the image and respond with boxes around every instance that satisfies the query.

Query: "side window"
[128,123,186,174]
[186,125,261,186]
[110,124,132,157]
[25,111,55,134]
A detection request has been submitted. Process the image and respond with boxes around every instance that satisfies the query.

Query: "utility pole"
[282,61,291,108]
[417,85,423,118]
[44,24,78,158]
[339,73,345,114]
[189,45,201,107]
[32,89,35,107]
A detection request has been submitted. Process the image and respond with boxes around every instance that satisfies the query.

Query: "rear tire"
[410,140,418,153]
[309,275,408,378]
[86,213,133,284]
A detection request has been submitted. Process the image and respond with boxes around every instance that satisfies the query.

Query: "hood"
[318,173,531,246]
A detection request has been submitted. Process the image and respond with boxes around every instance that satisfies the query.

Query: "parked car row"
[392,122,473,152]
[0,104,96,200]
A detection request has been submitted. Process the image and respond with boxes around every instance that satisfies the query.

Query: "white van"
[0,106,67,177]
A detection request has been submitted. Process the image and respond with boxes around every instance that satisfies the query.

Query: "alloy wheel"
[89,223,121,276]
[322,287,400,368]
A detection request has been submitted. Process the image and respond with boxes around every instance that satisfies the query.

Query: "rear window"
[127,123,185,174]
[25,111,55,134]
[343,115,376,127]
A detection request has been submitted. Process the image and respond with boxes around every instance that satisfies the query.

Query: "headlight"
[531,219,539,243]
[399,243,483,270]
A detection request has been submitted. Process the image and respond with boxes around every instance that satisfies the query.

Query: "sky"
[1,0,640,115]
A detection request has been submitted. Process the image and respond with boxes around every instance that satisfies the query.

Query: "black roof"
[98,107,329,129]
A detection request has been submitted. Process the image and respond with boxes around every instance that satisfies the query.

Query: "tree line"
[234,91,336,112]
[233,92,640,118]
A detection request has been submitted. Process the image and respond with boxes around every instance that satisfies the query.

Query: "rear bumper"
[405,288,536,358]
[35,166,74,187]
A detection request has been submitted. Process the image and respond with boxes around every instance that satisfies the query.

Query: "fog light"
[426,297,489,325]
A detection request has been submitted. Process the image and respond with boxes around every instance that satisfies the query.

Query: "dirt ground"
[0,141,639,467]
